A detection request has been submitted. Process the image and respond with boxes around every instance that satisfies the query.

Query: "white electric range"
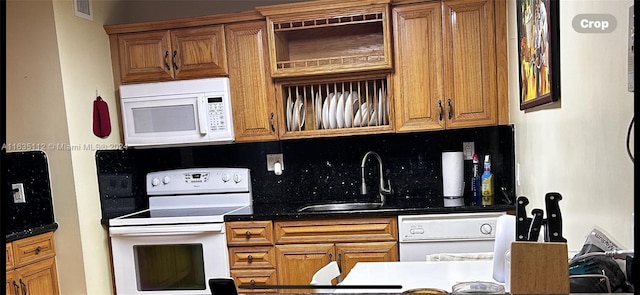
[108,167,253,295]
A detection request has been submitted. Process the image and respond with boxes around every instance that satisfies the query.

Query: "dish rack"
[279,76,391,137]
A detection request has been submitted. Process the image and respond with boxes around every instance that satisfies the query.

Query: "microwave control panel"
[207,97,227,131]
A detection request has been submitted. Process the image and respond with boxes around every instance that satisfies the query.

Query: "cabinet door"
[170,25,228,80]
[335,241,398,281]
[15,258,59,295]
[442,0,497,128]
[225,21,278,142]
[275,244,334,292]
[6,243,14,271]
[392,2,445,132]
[118,30,173,83]
[6,270,18,295]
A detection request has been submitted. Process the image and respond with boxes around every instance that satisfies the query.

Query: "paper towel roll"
[441,152,464,197]
[492,214,516,283]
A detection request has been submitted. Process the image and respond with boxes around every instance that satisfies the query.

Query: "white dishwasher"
[398,212,505,261]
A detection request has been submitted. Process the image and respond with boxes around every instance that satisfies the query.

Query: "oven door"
[109,223,229,295]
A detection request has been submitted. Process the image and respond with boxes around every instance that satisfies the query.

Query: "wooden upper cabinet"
[256,0,393,78]
[393,0,506,132]
[392,2,445,132]
[225,21,278,142]
[442,0,498,128]
[118,25,228,83]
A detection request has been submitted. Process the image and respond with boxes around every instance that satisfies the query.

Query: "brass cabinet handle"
[438,100,443,121]
[447,99,452,120]
[172,50,178,70]
[164,51,170,70]
[269,113,276,132]
[247,255,253,263]
[245,230,251,239]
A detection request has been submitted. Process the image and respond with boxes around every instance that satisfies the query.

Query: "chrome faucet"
[360,151,392,203]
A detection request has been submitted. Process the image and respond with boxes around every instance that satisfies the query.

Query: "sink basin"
[297,202,383,212]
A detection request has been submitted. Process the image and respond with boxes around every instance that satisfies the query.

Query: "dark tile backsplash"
[96,125,515,222]
[3,151,57,239]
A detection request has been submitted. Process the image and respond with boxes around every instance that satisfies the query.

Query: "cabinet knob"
[249,279,256,285]
[247,255,253,263]
[245,230,252,239]
[35,246,41,254]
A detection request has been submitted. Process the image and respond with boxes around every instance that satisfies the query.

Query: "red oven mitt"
[93,96,111,138]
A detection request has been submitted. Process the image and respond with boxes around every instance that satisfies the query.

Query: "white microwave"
[120,78,234,148]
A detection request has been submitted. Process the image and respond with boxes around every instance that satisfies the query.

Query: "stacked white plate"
[286,94,305,131]
[315,88,387,129]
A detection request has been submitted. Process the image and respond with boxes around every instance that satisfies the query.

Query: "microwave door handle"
[197,96,208,135]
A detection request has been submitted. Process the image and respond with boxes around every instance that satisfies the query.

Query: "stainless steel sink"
[297,202,383,212]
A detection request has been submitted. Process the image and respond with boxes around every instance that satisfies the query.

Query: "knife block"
[509,241,569,294]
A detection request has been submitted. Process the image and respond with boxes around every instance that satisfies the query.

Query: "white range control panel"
[146,168,251,195]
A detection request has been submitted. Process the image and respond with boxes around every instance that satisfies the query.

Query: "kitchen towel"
[93,96,111,138]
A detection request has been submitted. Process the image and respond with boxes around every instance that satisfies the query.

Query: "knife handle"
[545,192,567,242]
[528,208,544,241]
[515,196,531,241]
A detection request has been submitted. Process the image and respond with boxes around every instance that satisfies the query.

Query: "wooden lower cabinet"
[275,241,397,287]
[5,232,59,295]
[226,221,277,293]
[226,217,398,294]
[274,217,398,293]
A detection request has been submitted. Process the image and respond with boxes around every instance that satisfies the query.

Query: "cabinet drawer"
[275,217,397,244]
[6,242,14,270]
[12,232,55,268]
[230,269,277,293]
[228,246,276,269]
[226,221,274,246]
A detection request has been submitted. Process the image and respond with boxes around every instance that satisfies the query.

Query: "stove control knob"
[162,176,171,184]
[151,178,160,186]
[233,173,242,183]
[221,173,230,183]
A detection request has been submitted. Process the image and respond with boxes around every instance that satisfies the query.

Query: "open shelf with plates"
[276,75,392,139]
[257,0,392,78]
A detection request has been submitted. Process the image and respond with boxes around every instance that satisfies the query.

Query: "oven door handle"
[109,224,224,236]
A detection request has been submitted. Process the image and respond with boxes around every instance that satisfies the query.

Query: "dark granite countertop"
[225,197,514,222]
[5,223,59,242]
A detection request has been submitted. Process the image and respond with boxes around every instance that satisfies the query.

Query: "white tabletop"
[336,261,502,293]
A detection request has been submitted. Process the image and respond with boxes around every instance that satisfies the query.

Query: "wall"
[507,0,635,251]
[6,0,126,294]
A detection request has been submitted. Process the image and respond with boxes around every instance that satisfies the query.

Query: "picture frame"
[517,0,560,110]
